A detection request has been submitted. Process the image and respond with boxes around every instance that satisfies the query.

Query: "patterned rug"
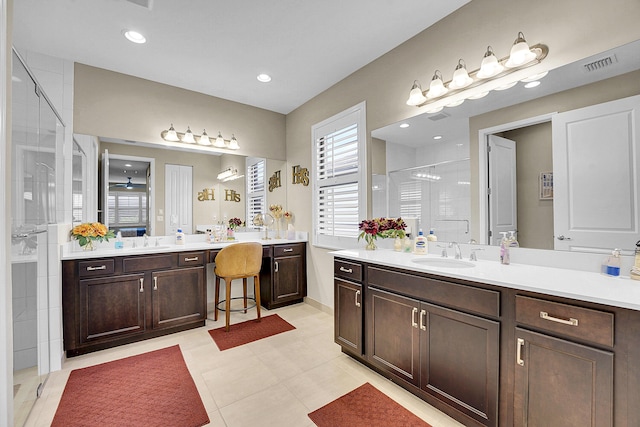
[208,314,296,350]
[308,383,431,427]
[51,345,209,427]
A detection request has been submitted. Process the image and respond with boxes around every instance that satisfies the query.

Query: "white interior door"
[552,94,640,252]
[101,149,110,228]
[165,164,193,235]
[488,135,517,245]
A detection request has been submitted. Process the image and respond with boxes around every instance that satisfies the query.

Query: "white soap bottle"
[414,229,427,254]
[176,228,185,245]
[427,228,437,242]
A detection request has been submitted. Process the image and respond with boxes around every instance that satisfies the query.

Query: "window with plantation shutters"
[312,102,366,248]
[246,157,266,227]
[107,190,148,226]
[399,180,422,220]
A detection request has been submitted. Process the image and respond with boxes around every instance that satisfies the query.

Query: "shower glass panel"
[11,49,61,426]
[388,158,471,243]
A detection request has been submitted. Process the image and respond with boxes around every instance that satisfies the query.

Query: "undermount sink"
[411,258,475,269]
[125,245,172,252]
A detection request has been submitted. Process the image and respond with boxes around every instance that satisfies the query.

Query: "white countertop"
[331,248,640,312]
[61,231,308,261]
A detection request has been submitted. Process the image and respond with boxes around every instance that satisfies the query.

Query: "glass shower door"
[11,49,60,426]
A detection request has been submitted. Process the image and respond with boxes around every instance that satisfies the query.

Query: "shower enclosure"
[387,158,471,243]
[11,49,63,426]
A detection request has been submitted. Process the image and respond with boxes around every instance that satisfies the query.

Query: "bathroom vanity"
[61,238,307,356]
[332,249,640,427]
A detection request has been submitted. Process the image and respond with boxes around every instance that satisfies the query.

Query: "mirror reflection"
[372,39,640,252]
[97,139,287,236]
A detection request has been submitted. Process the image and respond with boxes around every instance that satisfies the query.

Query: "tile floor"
[23,303,464,427]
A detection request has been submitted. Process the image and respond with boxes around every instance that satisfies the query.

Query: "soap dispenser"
[414,229,427,254]
[603,249,621,277]
[114,231,124,249]
[508,231,519,247]
[499,232,510,265]
[427,228,437,242]
[632,241,640,281]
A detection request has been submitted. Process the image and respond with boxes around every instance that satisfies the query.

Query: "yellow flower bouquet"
[70,222,115,250]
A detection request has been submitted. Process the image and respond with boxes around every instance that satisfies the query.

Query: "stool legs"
[214,276,220,321]
[254,274,261,321]
[242,278,248,313]
[225,278,232,332]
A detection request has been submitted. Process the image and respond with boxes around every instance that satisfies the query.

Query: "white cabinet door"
[488,135,517,246]
[552,94,640,252]
[165,164,193,235]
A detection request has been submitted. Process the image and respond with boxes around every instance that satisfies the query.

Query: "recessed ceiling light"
[257,73,272,83]
[399,123,410,128]
[524,81,541,89]
[123,30,146,44]
[433,135,443,140]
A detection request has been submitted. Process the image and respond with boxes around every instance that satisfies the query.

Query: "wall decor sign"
[224,189,241,202]
[292,165,309,186]
[269,170,282,192]
[197,188,215,201]
[539,171,553,200]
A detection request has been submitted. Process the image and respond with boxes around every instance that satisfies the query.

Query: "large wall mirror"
[372,39,640,252]
[93,138,287,236]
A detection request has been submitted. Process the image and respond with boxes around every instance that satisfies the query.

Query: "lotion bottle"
[499,232,510,265]
[427,228,437,242]
[176,228,185,245]
[414,229,427,254]
[603,249,621,277]
[114,231,124,249]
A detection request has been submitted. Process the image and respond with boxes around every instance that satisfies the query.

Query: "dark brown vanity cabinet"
[334,259,364,356]
[260,243,307,309]
[63,252,207,356]
[514,296,614,427]
[365,270,500,427]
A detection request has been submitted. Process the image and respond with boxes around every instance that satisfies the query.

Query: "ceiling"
[12,0,469,114]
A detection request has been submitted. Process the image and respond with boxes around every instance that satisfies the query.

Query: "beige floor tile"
[219,383,315,427]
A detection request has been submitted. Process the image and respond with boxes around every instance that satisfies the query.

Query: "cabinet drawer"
[78,259,115,278]
[515,295,614,347]
[274,243,304,257]
[334,259,363,282]
[123,254,173,272]
[179,251,205,266]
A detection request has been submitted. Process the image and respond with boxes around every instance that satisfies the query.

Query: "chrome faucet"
[469,248,484,261]
[450,242,462,260]
[143,233,149,247]
[437,243,448,258]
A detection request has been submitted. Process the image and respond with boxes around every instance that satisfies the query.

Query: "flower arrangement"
[228,217,243,230]
[358,217,407,250]
[70,222,115,250]
[269,204,283,219]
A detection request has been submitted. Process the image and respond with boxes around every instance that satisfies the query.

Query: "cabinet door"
[79,273,146,344]
[152,266,205,329]
[273,255,304,304]
[366,287,420,386]
[335,278,363,355]
[420,303,500,427]
[514,327,613,427]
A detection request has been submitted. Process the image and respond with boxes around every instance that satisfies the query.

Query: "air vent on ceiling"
[125,0,153,10]
[428,112,450,121]
[583,54,618,72]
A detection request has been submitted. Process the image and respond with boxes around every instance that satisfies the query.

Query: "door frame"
[477,112,556,245]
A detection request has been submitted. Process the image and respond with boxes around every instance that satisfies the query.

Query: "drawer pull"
[516,338,525,366]
[283,248,293,252]
[275,261,279,273]
[411,307,418,328]
[86,265,107,271]
[153,276,158,291]
[540,311,579,326]
[184,256,199,262]
[339,267,353,273]
[355,290,361,308]
[419,309,427,331]
[139,278,144,293]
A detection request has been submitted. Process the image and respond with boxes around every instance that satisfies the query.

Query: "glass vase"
[365,238,377,250]
[394,237,402,251]
[82,240,95,251]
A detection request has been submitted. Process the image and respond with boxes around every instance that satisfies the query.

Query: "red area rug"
[51,345,209,427]
[308,383,431,427]
[208,314,296,350]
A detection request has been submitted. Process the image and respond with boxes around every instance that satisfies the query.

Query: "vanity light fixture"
[405,32,548,108]
[160,125,240,150]
[217,167,243,182]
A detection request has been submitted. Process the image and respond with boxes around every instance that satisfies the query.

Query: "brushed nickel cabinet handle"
[283,248,293,252]
[184,256,199,262]
[139,278,144,293]
[275,261,279,272]
[339,267,353,273]
[420,309,427,331]
[540,311,579,326]
[153,276,158,291]
[517,338,525,366]
[86,265,107,271]
[411,307,418,328]
[355,290,361,307]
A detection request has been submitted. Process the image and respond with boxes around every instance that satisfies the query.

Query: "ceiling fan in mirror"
[109,177,145,190]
